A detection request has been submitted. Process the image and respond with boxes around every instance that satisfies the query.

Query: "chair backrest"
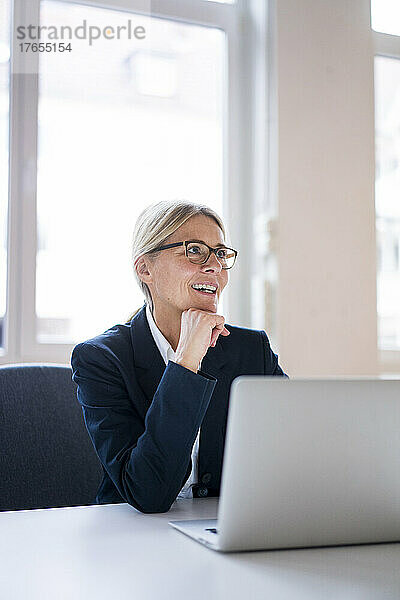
[0,363,103,511]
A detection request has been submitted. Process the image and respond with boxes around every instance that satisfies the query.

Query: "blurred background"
[0,0,399,377]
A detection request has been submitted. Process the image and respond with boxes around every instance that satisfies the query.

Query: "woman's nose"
[202,252,223,272]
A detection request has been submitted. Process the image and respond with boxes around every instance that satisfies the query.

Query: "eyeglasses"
[153,240,238,270]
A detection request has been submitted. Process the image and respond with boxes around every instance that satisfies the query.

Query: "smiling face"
[140,214,229,325]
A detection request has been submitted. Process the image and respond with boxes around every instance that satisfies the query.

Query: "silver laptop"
[169,377,400,552]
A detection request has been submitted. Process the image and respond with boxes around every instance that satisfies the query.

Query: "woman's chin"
[187,294,218,312]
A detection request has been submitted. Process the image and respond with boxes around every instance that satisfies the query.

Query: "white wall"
[273,0,378,376]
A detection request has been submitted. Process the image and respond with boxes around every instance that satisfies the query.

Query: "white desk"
[1,498,399,599]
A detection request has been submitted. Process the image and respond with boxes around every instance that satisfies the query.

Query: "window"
[375,56,400,350]
[373,1,400,365]
[1,0,245,363]
[36,1,224,344]
[0,0,10,350]
[371,0,400,37]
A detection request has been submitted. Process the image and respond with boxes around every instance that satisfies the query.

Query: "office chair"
[0,363,103,511]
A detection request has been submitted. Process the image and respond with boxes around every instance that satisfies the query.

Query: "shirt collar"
[145,304,176,365]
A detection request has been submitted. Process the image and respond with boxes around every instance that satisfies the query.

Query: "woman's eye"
[188,246,201,254]
[217,249,228,258]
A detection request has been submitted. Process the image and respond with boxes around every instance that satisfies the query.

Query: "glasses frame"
[153,240,238,269]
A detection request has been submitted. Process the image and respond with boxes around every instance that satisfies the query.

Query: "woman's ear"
[135,256,152,284]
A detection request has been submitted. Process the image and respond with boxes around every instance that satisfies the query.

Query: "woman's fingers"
[210,328,219,347]
[210,324,230,347]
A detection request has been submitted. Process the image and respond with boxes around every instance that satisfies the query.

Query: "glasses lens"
[215,247,236,269]
[186,242,210,264]
[186,242,236,269]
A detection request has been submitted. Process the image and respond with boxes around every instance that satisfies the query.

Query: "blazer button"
[201,473,211,484]
[198,487,208,497]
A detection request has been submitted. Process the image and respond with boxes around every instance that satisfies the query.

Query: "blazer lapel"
[198,328,231,492]
[130,305,166,409]
[200,328,229,378]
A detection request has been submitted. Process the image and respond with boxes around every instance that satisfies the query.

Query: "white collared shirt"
[145,304,200,499]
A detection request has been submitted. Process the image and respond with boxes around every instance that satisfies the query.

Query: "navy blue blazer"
[71,305,287,513]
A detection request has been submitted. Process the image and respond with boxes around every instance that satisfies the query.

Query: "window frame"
[2,0,253,364]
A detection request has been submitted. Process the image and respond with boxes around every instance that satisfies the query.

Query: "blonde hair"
[127,200,226,321]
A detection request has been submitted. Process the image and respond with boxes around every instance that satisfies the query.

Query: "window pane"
[371,0,400,36]
[0,0,10,350]
[36,1,224,344]
[375,56,400,350]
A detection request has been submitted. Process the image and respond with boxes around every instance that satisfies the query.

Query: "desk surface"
[1,498,399,600]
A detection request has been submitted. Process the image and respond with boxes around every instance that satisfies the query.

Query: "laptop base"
[169,519,221,551]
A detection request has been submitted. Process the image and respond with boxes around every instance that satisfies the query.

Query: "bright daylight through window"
[375,56,400,350]
[0,0,10,350]
[371,0,400,36]
[36,0,224,344]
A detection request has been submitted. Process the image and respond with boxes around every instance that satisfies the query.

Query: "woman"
[71,200,287,513]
